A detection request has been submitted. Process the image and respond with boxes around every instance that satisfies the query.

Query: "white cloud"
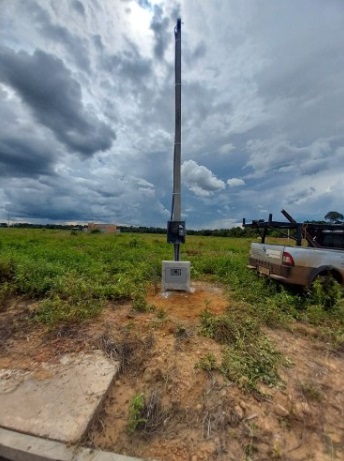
[244,138,334,178]
[219,143,235,155]
[200,217,241,230]
[227,178,245,187]
[181,160,225,197]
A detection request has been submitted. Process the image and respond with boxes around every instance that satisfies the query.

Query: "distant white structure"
[87,223,117,233]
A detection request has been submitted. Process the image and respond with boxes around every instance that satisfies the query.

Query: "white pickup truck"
[243,213,344,287]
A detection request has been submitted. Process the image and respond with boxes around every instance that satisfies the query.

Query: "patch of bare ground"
[1,282,344,460]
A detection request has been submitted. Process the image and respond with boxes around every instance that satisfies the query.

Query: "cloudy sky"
[1,0,344,229]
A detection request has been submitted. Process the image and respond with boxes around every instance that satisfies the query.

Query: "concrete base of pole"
[161,260,191,292]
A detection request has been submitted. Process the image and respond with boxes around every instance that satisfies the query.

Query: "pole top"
[175,18,181,36]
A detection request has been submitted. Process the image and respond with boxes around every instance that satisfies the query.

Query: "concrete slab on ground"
[0,351,119,443]
[0,428,143,461]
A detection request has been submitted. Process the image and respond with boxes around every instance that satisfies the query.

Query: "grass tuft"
[132,294,155,313]
[34,297,103,325]
[220,336,281,392]
[199,307,282,392]
[298,381,323,402]
[128,392,169,436]
[195,353,217,372]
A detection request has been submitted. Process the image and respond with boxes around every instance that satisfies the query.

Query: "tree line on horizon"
[0,221,255,237]
[1,210,342,237]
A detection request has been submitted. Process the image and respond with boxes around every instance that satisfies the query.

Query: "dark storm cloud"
[187,41,207,64]
[92,35,104,51]
[102,43,152,89]
[27,2,90,71]
[0,137,55,177]
[137,0,152,9]
[286,187,316,206]
[7,191,88,221]
[71,0,85,16]
[0,47,116,156]
[3,174,95,222]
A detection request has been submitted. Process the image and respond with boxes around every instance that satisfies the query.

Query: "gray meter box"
[162,260,191,292]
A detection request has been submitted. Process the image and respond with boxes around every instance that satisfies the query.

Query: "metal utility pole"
[170,18,182,261]
[162,18,190,292]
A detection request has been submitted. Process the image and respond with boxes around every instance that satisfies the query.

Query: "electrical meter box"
[167,221,186,244]
[161,260,191,292]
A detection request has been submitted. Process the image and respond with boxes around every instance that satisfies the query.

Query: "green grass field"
[1,227,344,397]
[0,228,343,348]
[0,229,249,320]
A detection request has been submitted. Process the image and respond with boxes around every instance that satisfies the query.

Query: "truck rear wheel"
[311,271,342,309]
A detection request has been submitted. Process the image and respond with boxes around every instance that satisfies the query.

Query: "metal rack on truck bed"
[243,209,344,249]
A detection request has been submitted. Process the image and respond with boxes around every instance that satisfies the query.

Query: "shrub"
[0,259,16,283]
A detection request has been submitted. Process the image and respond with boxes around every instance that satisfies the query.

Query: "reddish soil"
[1,282,344,461]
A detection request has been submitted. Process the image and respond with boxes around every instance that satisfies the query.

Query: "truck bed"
[248,242,344,286]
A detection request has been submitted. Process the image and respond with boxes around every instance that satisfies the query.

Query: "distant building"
[87,223,117,233]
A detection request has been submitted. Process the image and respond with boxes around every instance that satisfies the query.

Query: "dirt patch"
[1,283,344,460]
